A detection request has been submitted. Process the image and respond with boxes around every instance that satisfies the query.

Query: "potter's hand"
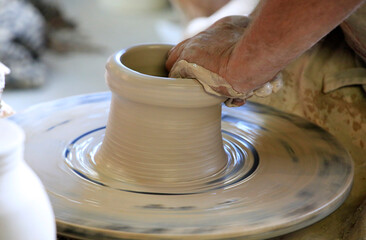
[166,16,282,107]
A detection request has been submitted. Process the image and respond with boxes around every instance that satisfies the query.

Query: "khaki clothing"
[341,4,366,63]
[251,29,366,239]
[254,5,366,238]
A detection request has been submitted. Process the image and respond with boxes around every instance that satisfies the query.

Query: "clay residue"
[169,60,283,107]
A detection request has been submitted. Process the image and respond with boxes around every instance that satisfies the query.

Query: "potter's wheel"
[11,92,353,240]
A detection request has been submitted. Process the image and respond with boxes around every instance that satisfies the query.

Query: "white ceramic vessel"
[0,119,56,240]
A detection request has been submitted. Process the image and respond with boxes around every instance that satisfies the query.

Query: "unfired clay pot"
[95,44,227,186]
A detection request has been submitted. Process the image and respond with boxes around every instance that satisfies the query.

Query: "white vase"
[0,119,56,240]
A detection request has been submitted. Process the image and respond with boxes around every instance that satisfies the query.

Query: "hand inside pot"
[166,16,282,107]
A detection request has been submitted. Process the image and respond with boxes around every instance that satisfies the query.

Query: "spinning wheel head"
[10,44,354,240]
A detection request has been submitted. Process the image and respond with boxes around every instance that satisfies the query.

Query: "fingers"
[252,72,283,97]
[165,46,179,71]
[230,15,250,28]
[212,15,250,28]
[165,39,189,71]
[231,98,246,106]
[224,98,246,107]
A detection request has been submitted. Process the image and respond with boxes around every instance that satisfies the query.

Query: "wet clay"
[169,60,283,106]
[13,44,354,240]
[96,44,286,186]
[94,45,228,185]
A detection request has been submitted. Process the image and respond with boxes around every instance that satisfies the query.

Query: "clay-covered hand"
[166,16,282,107]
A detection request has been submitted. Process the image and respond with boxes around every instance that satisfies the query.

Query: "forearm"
[226,0,365,92]
[171,0,230,21]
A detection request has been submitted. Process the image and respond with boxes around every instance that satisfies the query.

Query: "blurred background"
[1,0,183,111]
[1,0,260,111]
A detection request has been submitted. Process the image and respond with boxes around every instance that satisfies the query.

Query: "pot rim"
[105,43,224,107]
[109,44,203,87]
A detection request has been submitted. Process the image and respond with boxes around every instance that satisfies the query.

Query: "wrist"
[223,42,280,93]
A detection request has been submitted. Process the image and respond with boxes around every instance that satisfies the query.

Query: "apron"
[251,28,366,240]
